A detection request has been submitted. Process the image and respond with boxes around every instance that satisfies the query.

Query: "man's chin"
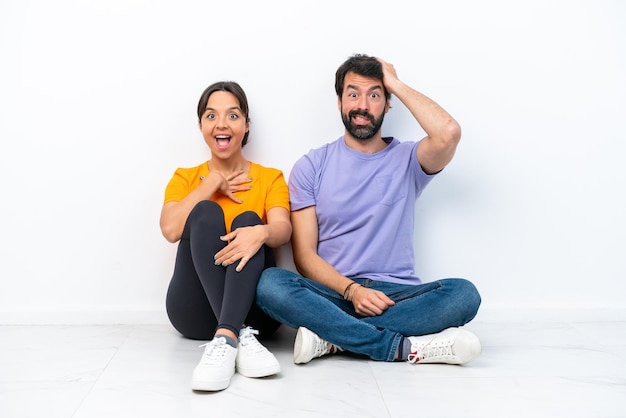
[350,127,376,140]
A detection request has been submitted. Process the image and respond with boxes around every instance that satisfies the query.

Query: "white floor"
[1,318,626,418]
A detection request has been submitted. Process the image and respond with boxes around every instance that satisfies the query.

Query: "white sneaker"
[293,327,344,364]
[406,327,481,365]
[191,336,237,391]
[236,326,281,378]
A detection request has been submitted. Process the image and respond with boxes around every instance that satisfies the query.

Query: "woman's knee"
[232,211,262,229]
[188,200,223,224]
[191,199,221,214]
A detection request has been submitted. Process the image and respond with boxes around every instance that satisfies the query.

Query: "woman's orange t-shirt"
[163,161,290,233]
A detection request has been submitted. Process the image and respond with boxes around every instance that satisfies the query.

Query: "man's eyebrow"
[345,84,383,92]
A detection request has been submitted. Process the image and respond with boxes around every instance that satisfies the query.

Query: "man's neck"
[343,133,388,154]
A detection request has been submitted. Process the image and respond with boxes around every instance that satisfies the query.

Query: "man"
[256,54,481,365]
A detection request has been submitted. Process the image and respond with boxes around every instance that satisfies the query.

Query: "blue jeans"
[255,267,481,361]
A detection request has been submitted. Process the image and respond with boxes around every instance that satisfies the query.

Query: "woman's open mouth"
[215,135,231,150]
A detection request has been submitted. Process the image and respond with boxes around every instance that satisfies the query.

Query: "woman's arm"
[214,206,291,272]
[159,171,244,243]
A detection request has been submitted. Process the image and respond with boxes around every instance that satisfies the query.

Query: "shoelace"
[407,337,454,363]
[313,338,336,357]
[198,337,229,365]
[239,327,268,354]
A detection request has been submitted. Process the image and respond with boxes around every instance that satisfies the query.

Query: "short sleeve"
[264,169,290,213]
[288,153,318,212]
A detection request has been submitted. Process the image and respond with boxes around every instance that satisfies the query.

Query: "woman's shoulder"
[249,161,283,176]
[172,161,208,175]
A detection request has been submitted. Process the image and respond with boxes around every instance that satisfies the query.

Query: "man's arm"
[377,58,462,174]
[291,206,351,293]
[291,206,394,316]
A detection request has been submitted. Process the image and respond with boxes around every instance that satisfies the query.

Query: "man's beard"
[341,109,385,140]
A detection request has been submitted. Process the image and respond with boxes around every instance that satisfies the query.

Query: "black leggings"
[166,200,280,340]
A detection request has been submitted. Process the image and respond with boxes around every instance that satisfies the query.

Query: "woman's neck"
[208,158,250,175]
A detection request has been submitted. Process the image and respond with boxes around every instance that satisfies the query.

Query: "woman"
[160,81,291,392]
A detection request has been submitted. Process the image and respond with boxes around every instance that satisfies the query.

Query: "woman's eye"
[206,113,215,119]
[228,113,239,120]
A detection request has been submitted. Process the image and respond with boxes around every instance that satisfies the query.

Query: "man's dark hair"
[334,54,391,101]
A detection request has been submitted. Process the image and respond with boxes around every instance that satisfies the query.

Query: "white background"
[1,0,624,323]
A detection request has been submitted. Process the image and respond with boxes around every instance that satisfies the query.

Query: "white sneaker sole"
[293,327,314,364]
[191,377,231,391]
[237,362,281,378]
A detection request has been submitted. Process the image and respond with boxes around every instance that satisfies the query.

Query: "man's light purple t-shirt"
[288,137,436,285]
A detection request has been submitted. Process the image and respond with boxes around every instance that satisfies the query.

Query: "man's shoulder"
[305,137,341,155]
[295,137,341,166]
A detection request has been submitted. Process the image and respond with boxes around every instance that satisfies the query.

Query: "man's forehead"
[344,74,383,90]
